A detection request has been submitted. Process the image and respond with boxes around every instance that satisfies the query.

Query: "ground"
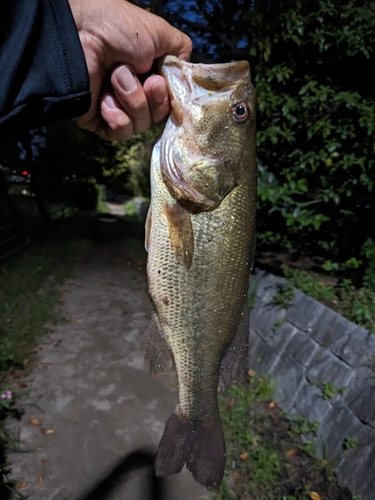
[5,220,210,500]
[2,216,356,500]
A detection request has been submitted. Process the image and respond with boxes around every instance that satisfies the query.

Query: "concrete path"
[6,228,210,500]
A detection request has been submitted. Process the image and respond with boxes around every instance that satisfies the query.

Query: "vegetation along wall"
[249,269,375,500]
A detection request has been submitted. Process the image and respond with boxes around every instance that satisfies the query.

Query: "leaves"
[248,1,375,257]
[28,418,41,426]
[285,448,298,458]
[310,492,322,500]
[284,266,375,333]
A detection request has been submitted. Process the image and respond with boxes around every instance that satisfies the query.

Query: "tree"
[142,0,375,258]
[0,121,161,217]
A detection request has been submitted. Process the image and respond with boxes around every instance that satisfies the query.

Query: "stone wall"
[249,269,375,500]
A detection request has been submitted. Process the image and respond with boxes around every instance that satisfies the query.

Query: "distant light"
[22,170,28,176]
[22,190,27,195]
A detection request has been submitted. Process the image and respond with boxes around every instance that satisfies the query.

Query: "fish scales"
[145,56,256,488]
[148,145,254,417]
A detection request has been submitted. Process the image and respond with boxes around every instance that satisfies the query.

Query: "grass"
[0,222,91,378]
[0,217,92,499]
[271,283,296,310]
[212,374,353,500]
[282,267,375,334]
[321,382,346,400]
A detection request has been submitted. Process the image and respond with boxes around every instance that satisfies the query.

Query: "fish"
[144,55,257,488]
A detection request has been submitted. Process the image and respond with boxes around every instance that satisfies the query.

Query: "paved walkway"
[7,229,210,500]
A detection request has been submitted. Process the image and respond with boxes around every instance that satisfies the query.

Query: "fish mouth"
[159,56,250,124]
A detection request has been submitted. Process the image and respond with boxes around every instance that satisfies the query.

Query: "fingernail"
[102,93,117,109]
[151,82,168,104]
[116,66,137,93]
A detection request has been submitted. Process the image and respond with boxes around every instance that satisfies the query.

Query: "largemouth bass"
[145,56,256,487]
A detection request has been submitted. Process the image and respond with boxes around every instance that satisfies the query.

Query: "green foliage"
[215,375,349,499]
[321,382,346,400]
[343,437,358,450]
[0,338,16,372]
[0,123,161,217]
[338,279,375,332]
[302,440,316,458]
[95,126,162,198]
[322,257,363,272]
[271,282,295,309]
[290,417,320,437]
[0,221,90,380]
[283,266,375,333]
[0,388,12,410]
[320,240,375,303]
[215,480,235,500]
[272,317,285,333]
[141,0,375,261]
[283,267,336,302]
[216,377,286,498]
[361,238,375,291]
[248,0,375,257]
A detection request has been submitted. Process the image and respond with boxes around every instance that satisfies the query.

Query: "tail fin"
[155,409,226,488]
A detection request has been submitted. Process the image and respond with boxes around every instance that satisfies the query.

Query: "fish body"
[145,56,257,487]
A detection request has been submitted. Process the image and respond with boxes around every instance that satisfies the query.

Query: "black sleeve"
[0,0,91,136]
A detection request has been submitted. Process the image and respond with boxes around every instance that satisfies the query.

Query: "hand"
[68,0,192,141]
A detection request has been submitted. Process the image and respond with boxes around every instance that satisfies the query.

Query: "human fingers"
[111,65,152,134]
[73,0,192,75]
[96,92,133,142]
[124,15,192,73]
[143,75,170,124]
[153,20,192,63]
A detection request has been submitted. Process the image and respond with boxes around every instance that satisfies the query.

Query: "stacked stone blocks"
[249,269,375,500]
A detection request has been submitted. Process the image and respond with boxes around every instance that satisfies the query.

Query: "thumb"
[149,15,192,63]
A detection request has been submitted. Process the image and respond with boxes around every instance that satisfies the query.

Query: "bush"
[0,336,16,372]
[147,0,375,261]
[249,0,375,258]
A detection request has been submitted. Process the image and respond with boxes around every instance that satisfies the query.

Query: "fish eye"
[231,102,249,124]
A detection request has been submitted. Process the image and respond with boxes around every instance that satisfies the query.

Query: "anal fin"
[145,313,173,377]
[219,300,249,390]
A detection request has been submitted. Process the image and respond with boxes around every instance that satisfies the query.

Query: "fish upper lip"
[161,56,251,116]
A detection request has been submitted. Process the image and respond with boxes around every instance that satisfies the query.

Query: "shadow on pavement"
[77,447,165,500]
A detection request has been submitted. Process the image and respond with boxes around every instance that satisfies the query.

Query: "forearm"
[0,0,91,136]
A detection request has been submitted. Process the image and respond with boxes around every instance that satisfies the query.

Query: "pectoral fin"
[144,207,152,252]
[219,301,249,390]
[145,313,173,377]
[165,203,194,270]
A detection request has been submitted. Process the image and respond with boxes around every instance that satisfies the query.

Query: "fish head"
[160,56,256,212]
